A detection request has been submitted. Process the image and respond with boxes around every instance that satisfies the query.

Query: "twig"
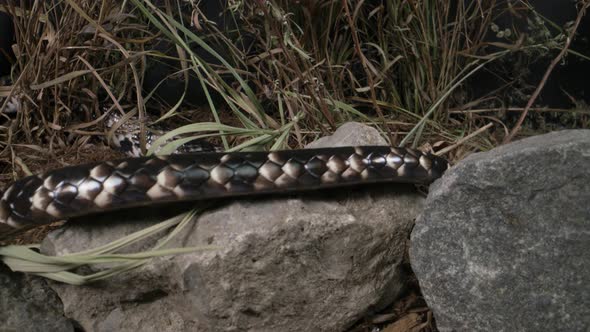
[436,122,493,156]
[449,107,590,114]
[503,1,589,144]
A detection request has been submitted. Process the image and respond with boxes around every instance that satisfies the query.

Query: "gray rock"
[411,130,590,332]
[43,122,424,332]
[305,121,385,148]
[0,264,75,332]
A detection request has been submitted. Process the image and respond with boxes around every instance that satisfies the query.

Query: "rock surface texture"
[43,122,425,332]
[411,130,590,332]
[0,264,75,332]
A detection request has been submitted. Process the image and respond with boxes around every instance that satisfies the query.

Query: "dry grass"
[0,0,157,179]
[1,0,587,180]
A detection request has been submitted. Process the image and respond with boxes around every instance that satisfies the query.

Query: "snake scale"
[0,146,448,240]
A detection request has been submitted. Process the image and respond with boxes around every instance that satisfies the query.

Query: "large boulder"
[411,130,590,331]
[43,122,426,332]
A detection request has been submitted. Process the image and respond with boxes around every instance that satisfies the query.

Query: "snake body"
[0,146,448,240]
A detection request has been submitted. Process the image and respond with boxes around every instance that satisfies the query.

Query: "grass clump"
[2,0,587,174]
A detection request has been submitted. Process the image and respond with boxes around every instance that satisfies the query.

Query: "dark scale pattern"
[0,146,448,240]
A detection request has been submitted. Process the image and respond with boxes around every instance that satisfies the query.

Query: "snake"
[0,14,451,242]
[0,146,448,240]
